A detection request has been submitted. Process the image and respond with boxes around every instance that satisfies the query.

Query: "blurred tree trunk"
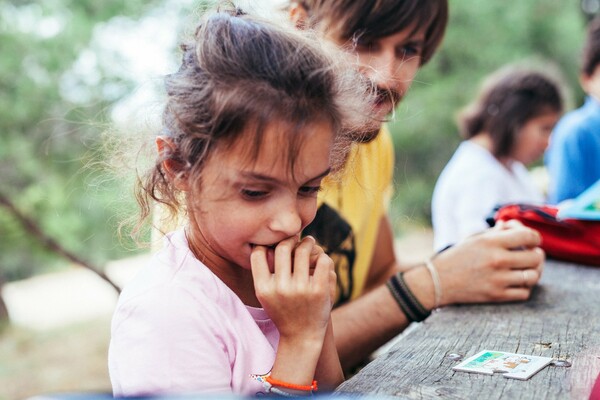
[0,279,8,325]
[0,191,121,294]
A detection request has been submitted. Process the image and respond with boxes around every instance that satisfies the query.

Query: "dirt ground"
[0,230,433,400]
[0,255,148,400]
[0,318,112,400]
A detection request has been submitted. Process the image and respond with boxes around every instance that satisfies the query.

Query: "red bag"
[493,203,600,266]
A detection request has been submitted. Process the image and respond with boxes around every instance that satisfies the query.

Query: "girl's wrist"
[277,332,326,357]
[278,324,328,346]
[272,334,325,386]
[252,373,318,396]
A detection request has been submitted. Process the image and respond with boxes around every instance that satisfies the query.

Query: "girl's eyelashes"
[240,188,269,200]
[299,185,322,197]
[240,185,322,200]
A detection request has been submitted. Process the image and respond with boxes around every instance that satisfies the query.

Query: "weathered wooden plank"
[336,260,600,399]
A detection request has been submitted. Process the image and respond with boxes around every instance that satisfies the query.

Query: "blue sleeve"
[546,121,591,203]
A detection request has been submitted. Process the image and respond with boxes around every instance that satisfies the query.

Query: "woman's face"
[511,111,560,165]
[185,119,334,272]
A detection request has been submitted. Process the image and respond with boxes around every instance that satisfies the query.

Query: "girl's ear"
[156,136,188,191]
[289,2,309,30]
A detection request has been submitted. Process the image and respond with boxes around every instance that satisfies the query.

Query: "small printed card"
[452,350,553,380]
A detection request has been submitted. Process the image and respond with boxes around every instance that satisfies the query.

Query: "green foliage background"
[1,0,170,281]
[0,1,594,281]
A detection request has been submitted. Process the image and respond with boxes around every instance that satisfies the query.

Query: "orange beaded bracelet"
[266,375,318,392]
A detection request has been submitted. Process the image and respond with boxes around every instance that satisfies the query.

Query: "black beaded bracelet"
[386,271,431,322]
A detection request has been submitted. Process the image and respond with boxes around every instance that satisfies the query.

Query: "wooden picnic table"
[336,259,600,399]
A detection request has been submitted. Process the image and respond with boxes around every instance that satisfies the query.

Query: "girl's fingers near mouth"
[250,245,267,262]
[266,247,275,273]
[250,245,270,281]
[292,236,316,280]
[273,237,296,279]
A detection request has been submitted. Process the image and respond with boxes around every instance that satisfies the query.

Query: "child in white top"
[432,65,564,251]
[108,7,374,397]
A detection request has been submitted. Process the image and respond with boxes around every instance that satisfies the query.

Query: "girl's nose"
[269,204,303,237]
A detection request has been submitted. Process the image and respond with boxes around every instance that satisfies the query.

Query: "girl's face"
[185,120,334,272]
[511,111,560,165]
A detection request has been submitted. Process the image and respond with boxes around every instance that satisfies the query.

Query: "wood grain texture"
[336,260,600,399]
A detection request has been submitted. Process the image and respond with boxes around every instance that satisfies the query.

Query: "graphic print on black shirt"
[303,203,355,306]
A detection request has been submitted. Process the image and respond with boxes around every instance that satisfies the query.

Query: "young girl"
[108,8,373,397]
[432,64,564,251]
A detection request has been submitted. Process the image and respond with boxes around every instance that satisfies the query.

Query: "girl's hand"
[251,236,336,343]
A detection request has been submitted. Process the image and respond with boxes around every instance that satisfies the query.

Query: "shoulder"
[112,270,224,336]
[375,125,394,149]
[351,126,394,161]
[434,142,507,203]
[438,142,499,182]
[330,126,394,189]
[113,231,235,331]
[553,99,600,139]
[362,126,394,168]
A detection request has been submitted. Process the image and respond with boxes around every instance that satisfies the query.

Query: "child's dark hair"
[582,15,600,77]
[294,0,448,65]
[458,66,564,158]
[135,8,374,235]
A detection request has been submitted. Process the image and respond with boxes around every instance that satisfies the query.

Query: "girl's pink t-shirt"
[108,230,278,397]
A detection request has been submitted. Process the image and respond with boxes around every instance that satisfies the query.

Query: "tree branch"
[0,191,121,293]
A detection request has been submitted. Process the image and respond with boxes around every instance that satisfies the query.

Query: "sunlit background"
[0,0,597,398]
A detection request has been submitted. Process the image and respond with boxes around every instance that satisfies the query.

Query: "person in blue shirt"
[546,16,600,203]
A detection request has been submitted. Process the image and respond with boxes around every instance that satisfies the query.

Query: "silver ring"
[522,270,528,287]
